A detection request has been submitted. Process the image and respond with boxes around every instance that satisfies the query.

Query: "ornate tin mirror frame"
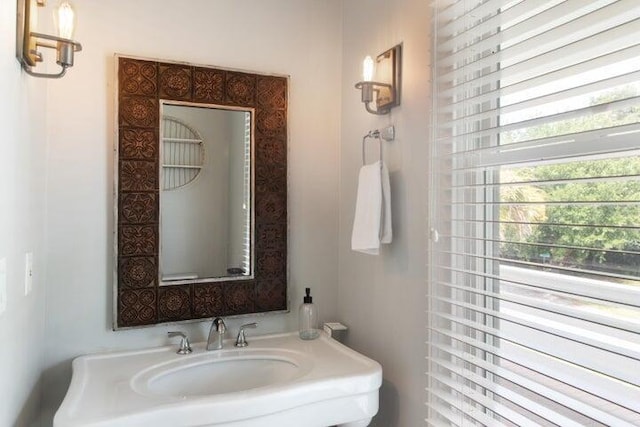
[114,55,288,328]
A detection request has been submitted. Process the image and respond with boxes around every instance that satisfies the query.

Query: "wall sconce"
[16,0,82,78]
[354,44,402,115]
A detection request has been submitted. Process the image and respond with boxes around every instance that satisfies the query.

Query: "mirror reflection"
[160,104,253,283]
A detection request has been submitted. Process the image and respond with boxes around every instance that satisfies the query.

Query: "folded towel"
[351,160,392,255]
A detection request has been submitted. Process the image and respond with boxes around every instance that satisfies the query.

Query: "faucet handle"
[168,331,192,355]
[235,322,258,347]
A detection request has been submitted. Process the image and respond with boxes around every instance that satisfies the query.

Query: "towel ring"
[362,130,382,165]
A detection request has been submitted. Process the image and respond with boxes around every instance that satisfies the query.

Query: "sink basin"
[133,353,308,397]
[54,332,382,427]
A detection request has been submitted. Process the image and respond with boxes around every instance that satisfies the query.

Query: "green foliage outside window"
[499,86,640,278]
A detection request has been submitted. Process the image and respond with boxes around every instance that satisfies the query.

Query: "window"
[428,1,640,425]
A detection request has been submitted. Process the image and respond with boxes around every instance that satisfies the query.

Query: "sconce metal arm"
[364,101,390,115]
[354,81,394,115]
[354,81,393,90]
[21,32,82,79]
[23,64,68,79]
[31,32,83,52]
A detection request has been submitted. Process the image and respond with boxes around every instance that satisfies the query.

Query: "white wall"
[0,1,49,426]
[40,0,343,424]
[338,0,432,425]
[2,1,432,425]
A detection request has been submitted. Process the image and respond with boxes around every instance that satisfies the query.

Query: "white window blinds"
[242,112,252,275]
[428,1,640,426]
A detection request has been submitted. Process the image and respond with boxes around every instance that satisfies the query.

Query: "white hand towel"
[351,160,392,255]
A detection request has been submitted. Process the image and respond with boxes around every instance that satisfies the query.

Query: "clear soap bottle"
[299,287,319,340]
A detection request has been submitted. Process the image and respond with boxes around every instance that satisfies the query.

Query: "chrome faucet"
[235,322,258,347]
[207,317,226,350]
[167,331,192,355]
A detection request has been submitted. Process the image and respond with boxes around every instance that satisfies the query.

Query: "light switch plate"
[24,252,33,296]
[0,258,7,315]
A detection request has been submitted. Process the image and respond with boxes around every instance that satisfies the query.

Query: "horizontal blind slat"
[433,295,640,365]
[429,381,512,427]
[440,240,640,279]
[445,95,640,142]
[438,251,640,283]
[445,70,640,126]
[431,314,640,410]
[451,173,640,189]
[433,279,640,334]
[439,42,640,102]
[426,402,464,427]
[437,0,600,49]
[430,1,640,425]
[439,0,637,70]
[451,137,640,170]
[442,234,640,258]
[432,373,540,427]
[432,356,587,427]
[448,218,640,231]
[441,123,640,161]
[432,264,640,307]
[429,342,640,426]
[436,0,502,28]
[438,18,640,89]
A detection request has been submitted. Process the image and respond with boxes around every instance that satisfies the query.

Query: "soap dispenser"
[299,287,319,340]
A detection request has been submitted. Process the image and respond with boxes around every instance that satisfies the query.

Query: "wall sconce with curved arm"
[354,44,402,115]
[16,0,82,79]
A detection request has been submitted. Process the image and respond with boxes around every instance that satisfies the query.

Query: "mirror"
[114,55,288,328]
[160,104,253,283]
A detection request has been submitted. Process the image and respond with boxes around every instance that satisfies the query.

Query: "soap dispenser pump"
[299,287,319,340]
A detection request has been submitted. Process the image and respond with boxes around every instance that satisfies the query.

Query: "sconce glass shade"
[363,56,374,82]
[55,1,76,39]
[354,45,402,115]
[16,0,82,78]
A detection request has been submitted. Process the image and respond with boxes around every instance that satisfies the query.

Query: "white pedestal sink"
[54,332,382,427]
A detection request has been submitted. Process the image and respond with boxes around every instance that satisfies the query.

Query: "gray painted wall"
[1,0,434,425]
[338,1,432,425]
[0,1,48,425]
